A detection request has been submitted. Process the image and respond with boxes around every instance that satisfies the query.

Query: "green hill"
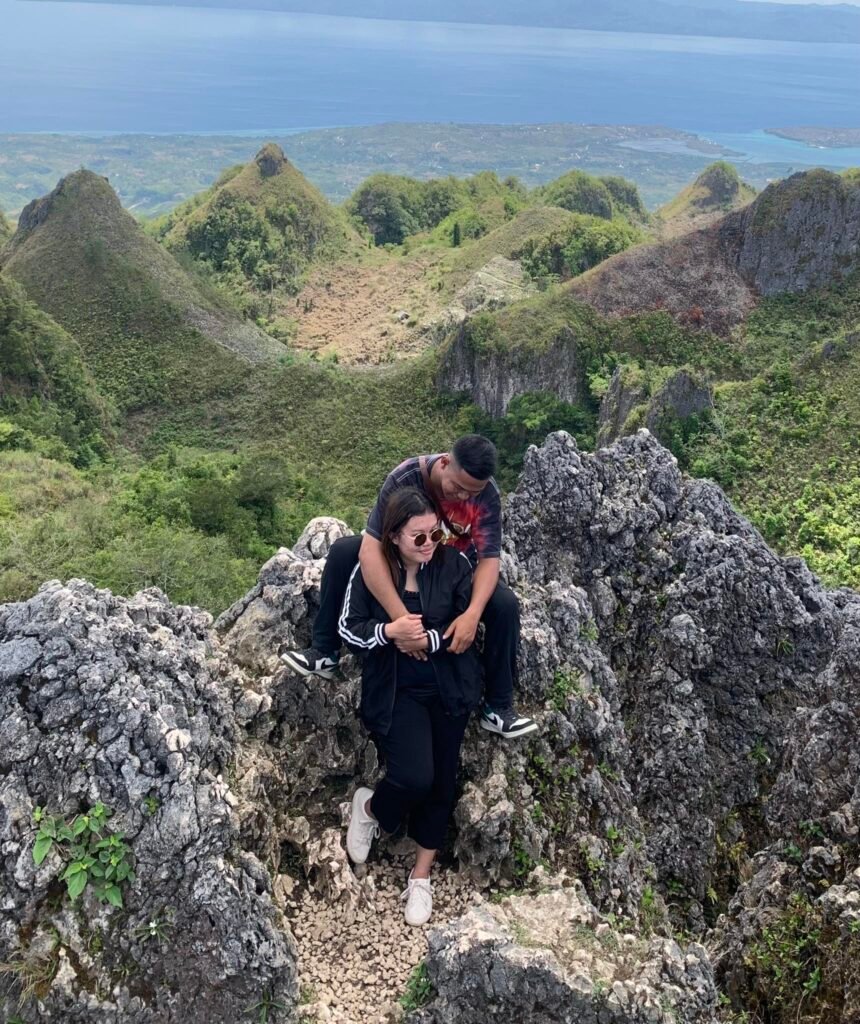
[534,169,648,224]
[0,274,112,465]
[657,161,756,237]
[1,170,283,414]
[346,170,527,247]
[158,143,362,314]
[440,205,578,293]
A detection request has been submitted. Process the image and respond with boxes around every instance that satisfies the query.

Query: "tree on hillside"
[452,221,462,247]
[0,208,12,245]
[538,170,614,220]
[346,174,423,245]
[518,214,640,281]
[599,176,649,222]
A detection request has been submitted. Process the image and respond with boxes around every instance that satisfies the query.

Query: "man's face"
[438,456,488,503]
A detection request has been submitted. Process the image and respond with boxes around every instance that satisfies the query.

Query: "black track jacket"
[337,545,483,736]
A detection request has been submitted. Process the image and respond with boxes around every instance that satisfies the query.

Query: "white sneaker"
[346,787,379,864]
[401,870,433,926]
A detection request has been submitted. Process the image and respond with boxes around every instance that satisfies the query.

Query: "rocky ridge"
[2,430,859,1023]
[438,168,860,423]
[574,168,860,332]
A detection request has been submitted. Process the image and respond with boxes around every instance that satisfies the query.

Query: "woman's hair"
[380,486,438,585]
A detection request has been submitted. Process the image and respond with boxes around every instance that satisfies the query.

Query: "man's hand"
[443,611,479,654]
[385,613,426,643]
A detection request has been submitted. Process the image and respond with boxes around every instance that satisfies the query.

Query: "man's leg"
[479,581,538,738]
[280,533,361,677]
[312,533,362,655]
[480,580,519,709]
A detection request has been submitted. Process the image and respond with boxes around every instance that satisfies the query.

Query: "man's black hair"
[452,434,497,480]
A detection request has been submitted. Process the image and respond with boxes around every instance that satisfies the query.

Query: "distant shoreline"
[765,126,860,149]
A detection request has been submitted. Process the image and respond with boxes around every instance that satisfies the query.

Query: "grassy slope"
[0,353,464,610]
[656,160,756,232]
[0,275,113,463]
[684,280,860,588]
[159,144,363,280]
[438,206,577,294]
[1,170,266,413]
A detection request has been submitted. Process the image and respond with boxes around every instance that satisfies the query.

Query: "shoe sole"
[280,652,336,680]
[480,718,539,739]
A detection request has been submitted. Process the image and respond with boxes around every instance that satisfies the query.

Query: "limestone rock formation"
[437,319,585,417]
[573,169,860,333]
[2,431,859,1022]
[0,581,297,1023]
[410,881,717,1024]
[597,366,712,447]
[711,595,860,1021]
[420,255,537,348]
[655,162,756,240]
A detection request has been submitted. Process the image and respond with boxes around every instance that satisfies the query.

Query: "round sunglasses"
[409,527,445,547]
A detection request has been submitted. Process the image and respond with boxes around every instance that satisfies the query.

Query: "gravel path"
[287,853,483,1023]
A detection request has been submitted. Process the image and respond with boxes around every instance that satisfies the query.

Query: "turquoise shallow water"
[701,130,860,167]
[3,1,860,133]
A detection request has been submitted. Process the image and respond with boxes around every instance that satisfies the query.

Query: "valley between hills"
[1,142,858,614]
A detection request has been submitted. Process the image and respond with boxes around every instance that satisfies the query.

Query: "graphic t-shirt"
[365,454,502,565]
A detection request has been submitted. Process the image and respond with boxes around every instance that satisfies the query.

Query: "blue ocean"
[2,0,860,156]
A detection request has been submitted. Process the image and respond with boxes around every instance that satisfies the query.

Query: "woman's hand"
[384,613,426,643]
[396,635,430,661]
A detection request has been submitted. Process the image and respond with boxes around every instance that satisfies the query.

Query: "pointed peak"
[254,142,289,178]
[14,169,118,240]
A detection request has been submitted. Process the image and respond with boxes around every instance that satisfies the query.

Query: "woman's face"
[393,511,442,565]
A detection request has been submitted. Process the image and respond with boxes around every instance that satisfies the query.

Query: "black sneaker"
[480,703,538,739]
[278,646,339,680]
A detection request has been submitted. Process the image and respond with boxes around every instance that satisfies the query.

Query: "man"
[280,434,537,738]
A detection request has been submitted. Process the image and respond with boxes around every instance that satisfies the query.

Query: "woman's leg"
[412,844,436,880]
[369,691,434,836]
[407,701,470,855]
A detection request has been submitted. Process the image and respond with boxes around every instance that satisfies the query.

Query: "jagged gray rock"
[3,431,859,1022]
[711,594,860,1020]
[597,367,712,447]
[438,321,586,417]
[409,881,717,1023]
[0,580,297,1023]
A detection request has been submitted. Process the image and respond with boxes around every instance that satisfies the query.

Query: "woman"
[338,486,481,926]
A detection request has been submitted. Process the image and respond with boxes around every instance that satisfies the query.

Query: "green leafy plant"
[748,740,771,766]
[605,824,626,858]
[245,991,287,1023]
[132,911,173,944]
[142,795,160,816]
[399,962,434,1012]
[31,803,134,907]
[548,668,583,710]
[580,620,599,643]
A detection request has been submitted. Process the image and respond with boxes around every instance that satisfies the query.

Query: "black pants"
[314,534,519,709]
[370,689,469,851]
